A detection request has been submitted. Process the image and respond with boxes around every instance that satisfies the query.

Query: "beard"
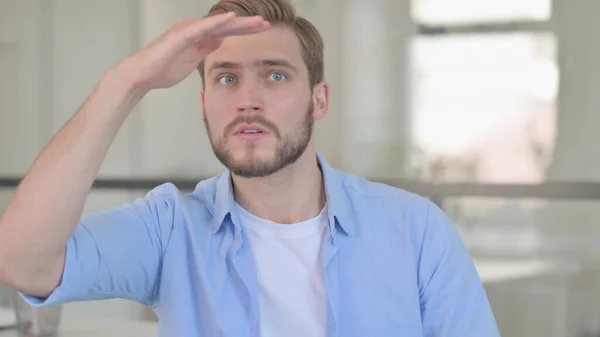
[204,101,314,178]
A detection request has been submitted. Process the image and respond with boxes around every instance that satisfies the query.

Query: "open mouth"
[240,130,264,135]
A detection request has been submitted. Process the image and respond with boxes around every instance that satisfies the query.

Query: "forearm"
[0,69,146,296]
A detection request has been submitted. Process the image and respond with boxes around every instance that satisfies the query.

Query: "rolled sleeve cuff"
[19,226,99,307]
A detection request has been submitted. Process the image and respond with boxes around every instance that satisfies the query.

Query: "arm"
[418,201,500,337]
[0,69,145,298]
[22,183,180,307]
[0,12,270,298]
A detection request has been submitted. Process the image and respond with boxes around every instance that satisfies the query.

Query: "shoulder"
[144,181,185,200]
[112,174,224,227]
[333,168,433,213]
[332,169,467,262]
[142,174,223,205]
[329,169,453,242]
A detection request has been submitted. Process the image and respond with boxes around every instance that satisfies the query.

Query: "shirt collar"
[209,153,356,236]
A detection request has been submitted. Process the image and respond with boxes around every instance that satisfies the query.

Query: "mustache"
[224,115,281,139]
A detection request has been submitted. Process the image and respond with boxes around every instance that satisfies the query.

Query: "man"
[0,0,500,336]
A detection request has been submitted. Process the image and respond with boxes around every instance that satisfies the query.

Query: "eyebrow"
[206,59,299,76]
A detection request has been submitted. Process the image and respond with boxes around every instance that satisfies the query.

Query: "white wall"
[340,0,413,179]
[540,0,600,240]
[0,0,39,177]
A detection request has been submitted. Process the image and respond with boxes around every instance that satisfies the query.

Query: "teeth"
[242,130,261,134]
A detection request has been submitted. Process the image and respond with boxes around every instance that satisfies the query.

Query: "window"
[412,0,551,25]
[407,0,556,184]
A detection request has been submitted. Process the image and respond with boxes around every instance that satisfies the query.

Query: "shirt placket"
[323,229,340,337]
[231,224,261,337]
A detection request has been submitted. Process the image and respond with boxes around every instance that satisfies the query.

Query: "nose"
[236,81,263,114]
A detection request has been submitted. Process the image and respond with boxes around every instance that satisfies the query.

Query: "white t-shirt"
[236,203,329,337]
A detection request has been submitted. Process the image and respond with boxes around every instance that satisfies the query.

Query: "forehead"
[204,26,305,72]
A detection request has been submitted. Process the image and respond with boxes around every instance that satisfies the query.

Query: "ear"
[201,88,207,121]
[311,81,329,121]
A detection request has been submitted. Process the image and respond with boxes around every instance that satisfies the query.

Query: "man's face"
[201,26,327,178]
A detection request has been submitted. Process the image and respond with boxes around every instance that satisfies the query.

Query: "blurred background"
[0,0,599,336]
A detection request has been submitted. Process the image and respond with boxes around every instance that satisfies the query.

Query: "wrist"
[104,65,149,98]
[97,66,149,115]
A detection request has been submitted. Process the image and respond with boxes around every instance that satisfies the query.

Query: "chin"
[231,144,273,160]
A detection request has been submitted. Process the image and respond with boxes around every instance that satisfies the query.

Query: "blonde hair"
[198,0,324,88]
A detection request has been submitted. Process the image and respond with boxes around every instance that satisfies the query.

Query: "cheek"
[203,111,227,138]
[204,98,234,126]
[268,88,307,110]
[271,94,311,120]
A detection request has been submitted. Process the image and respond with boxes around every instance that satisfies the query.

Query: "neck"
[232,146,326,224]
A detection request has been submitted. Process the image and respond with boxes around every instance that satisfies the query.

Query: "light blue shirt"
[23,154,499,336]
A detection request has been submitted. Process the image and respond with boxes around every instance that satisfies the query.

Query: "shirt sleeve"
[418,201,500,337]
[19,183,180,308]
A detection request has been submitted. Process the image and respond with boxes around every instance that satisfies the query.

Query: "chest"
[155,229,423,337]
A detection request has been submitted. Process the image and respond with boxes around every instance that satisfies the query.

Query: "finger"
[178,12,237,41]
[192,16,270,42]
[199,11,238,29]
[209,18,271,39]
[182,13,259,38]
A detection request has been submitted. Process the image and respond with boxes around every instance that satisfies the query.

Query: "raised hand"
[117,12,270,91]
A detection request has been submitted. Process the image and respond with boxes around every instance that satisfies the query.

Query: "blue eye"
[218,75,237,85]
[268,72,287,82]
